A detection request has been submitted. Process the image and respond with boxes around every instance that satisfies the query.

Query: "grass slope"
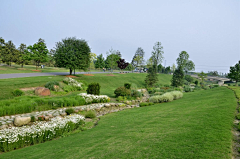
[0,73,172,100]
[1,87,236,159]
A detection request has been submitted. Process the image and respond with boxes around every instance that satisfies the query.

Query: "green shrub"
[116,96,124,102]
[131,90,142,98]
[164,84,170,87]
[169,91,183,100]
[124,83,131,89]
[65,108,75,115]
[185,75,194,83]
[154,88,161,92]
[130,83,138,90]
[149,95,161,103]
[139,102,154,107]
[174,87,182,91]
[44,81,59,91]
[12,89,24,97]
[78,80,88,90]
[195,80,199,85]
[147,87,155,94]
[184,85,192,92]
[86,83,101,95]
[114,86,131,97]
[31,116,36,122]
[85,111,96,118]
[154,92,163,95]
[63,85,76,92]
[213,84,219,88]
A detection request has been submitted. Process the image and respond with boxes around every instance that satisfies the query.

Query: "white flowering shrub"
[63,77,82,91]
[149,91,183,103]
[169,91,183,100]
[0,114,85,152]
[79,93,110,104]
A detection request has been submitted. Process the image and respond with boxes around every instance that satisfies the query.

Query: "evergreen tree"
[171,66,184,87]
[145,66,158,87]
[95,54,105,69]
[17,43,31,68]
[2,40,18,66]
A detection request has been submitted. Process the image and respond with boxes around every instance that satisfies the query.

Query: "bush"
[63,85,76,92]
[31,116,36,122]
[114,86,131,97]
[65,108,75,115]
[169,91,183,100]
[131,90,142,98]
[139,102,154,107]
[184,85,192,92]
[85,111,96,118]
[195,80,199,85]
[86,83,101,95]
[185,75,194,83]
[149,91,182,103]
[124,83,131,89]
[44,81,59,91]
[12,89,24,97]
[78,80,88,90]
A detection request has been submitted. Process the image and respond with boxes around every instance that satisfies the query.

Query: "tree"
[227,61,240,86]
[132,47,145,71]
[171,66,184,87]
[55,37,91,75]
[95,54,105,69]
[0,37,5,62]
[176,51,195,74]
[46,49,56,67]
[105,48,121,73]
[145,66,158,87]
[165,66,171,74]
[17,43,31,68]
[171,63,176,73]
[146,57,153,68]
[198,71,207,84]
[117,59,129,72]
[88,53,97,72]
[151,42,164,72]
[28,38,48,70]
[2,40,19,66]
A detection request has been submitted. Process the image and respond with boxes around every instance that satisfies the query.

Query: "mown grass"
[0,64,119,74]
[229,86,240,99]
[0,73,172,100]
[0,87,237,159]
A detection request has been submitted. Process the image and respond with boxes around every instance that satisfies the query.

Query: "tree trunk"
[21,63,23,68]
[74,68,75,75]
[70,68,72,75]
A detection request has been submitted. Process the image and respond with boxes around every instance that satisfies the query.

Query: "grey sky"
[0,0,239,73]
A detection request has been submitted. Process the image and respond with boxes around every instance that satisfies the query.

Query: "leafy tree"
[165,66,171,74]
[158,64,164,73]
[227,61,240,86]
[95,54,105,69]
[46,49,56,67]
[146,57,153,68]
[0,37,5,62]
[145,66,158,87]
[117,59,129,71]
[125,63,133,71]
[132,47,145,70]
[151,42,164,72]
[17,43,31,68]
[55,37,91,75]
[176,51,195,74]
[105,48,121,73]
[27,38,48,70]
[185,75,194,83]
[198,71,207,84]
[88,53,97,72]
[171,66,184,87]
[2,40,18,66]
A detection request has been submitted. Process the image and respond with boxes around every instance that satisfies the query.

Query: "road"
[0,71,122,79]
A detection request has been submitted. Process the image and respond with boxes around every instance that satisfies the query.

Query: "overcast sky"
[0,0,239,73]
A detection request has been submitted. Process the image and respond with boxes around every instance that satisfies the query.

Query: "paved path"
[0,72,122,79]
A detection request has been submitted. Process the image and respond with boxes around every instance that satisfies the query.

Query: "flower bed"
[63,77,82,90]
[0,114,85,152]
[79,93,110,104]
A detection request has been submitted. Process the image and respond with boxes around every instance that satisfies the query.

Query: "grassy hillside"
[0,73,172,99]
[1,87,237,158]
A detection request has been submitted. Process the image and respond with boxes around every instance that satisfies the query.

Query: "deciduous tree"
[171,66,184,87]
[17,43,31,68]
[117,59,129,72]
[95,54,105,69]
[28,38,48,70]
[227,61,240,86]
[151,42,164,72]
[55,37,91,75]
[132,47,145,71]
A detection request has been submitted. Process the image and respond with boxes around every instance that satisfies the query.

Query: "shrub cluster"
[85,111,96,118]
[114,86,131,97]
[63,77,82,91]
[149,91,183,103]
[12,89,24,97]
[184,85,193,92]
[44,81,59,91]
[86,83,101,95]
[65,108,75,115]
[79,93,110,104]
[139,102,154,107]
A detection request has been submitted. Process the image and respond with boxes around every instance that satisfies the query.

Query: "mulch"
[65,75,77,78]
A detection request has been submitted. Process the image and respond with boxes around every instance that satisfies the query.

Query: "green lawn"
[0,73,172,100]
[0,87,237,159]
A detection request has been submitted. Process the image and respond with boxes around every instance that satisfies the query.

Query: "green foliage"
[63,85,76,92]
[185,75,194,83]
[184,85,193,92]
[114,86,131,97]
[65,108,75,115]
[124,83,131,89]
[149,91,183,103]
[198,71,207,83]
[227,60,240,84]
[95,54,105,69]
[31,116,36,122]
[44,81,59,91]
[78,80,88,90]
[131,47,145,68]
[12,89,24,97]
[145,66,158,87]
[105,49,121,72]
[151,42,164,72]
[86,83,101,95]
[171,66,184,87]
[27,38,48,70]
[85,111,96,119]
[194,80,199,85]
[139,102,154,107]
[176,51,195,74]
[131,90,142,98]
[55,37,91,75]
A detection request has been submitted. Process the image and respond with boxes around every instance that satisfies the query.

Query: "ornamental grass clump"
[79,93,110,104]
[0,114,85,152]
[149,91,183,103]
[12,89,24,97]
[44,81,59,91]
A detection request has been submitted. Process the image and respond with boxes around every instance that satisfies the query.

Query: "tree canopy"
[171,66,184,87]
[132,47,145,69]
[151,42,164,72]
[227,61,240,86]
[28,38,48,70]
[17,43,31,68]
[54,37,91,75]
[176,51,195,74]
[105,48,121,73]
[117,59,129,71]
[95,54,105,69]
